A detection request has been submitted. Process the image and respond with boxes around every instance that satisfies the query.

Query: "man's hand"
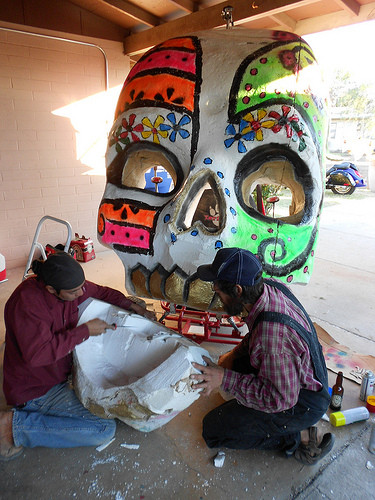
[190,356,224,396]
[85,319,115,337]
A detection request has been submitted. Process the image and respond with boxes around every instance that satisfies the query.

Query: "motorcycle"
[326,161,367,195]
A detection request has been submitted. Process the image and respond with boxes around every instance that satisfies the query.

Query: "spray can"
[360,370,375,401]
[329,406,370,427]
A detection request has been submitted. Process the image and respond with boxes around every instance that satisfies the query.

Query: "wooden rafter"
[122,0,321,55]
[269,13,296,31]
[103,0,160,27]
[332,0,360,16]
[169,0,199,14]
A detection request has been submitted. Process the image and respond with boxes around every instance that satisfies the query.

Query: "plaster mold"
[73,299,209,431]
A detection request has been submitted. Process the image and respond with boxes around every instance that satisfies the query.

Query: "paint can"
[359,370,375,402]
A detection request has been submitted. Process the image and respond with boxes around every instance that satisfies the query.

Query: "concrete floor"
[1,188,375,499]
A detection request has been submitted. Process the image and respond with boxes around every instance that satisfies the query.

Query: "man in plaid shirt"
[191,248,334,465]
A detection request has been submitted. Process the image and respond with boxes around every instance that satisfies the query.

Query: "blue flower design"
[161,113,191,142]
[224,120,255,153]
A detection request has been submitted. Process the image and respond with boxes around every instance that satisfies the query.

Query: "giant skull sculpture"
[98,29,328,311]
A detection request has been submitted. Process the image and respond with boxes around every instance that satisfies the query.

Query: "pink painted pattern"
[101,221,150,250]
[127,50,196,81]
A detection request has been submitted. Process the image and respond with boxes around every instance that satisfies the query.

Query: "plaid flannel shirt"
[221,280,322,413]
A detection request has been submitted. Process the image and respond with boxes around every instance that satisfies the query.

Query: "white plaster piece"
[96,437,116,452]
[213,451,225,468]
[120,444,140,449]
[74,299,210,431]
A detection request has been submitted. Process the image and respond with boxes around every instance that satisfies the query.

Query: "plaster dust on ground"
[0,190,374,499]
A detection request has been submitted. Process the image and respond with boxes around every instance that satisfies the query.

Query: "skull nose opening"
[174,174,225,234]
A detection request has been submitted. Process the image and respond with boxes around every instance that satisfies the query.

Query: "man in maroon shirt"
[190,248,334,466]
[0,252,155,461]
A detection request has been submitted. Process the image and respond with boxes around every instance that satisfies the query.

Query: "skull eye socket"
[107,142,182,196]
[234,144,314,225]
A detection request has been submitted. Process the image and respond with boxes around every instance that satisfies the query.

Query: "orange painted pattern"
[115,74,195,118]
[98,203,156,230]
[157,38,196,50]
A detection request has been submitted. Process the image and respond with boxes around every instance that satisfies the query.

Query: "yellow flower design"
[242,109,276,141]
[141,115,168,144]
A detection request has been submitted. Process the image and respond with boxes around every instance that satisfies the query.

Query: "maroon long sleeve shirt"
[3,278,134,406]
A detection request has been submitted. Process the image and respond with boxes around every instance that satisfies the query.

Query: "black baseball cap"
[197,248,263,286]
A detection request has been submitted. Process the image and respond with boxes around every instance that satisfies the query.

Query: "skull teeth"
[129,263,224,312]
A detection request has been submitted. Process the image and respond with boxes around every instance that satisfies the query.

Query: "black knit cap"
[32,252,85,290]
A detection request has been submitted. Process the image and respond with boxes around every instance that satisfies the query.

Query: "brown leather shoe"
[0,410,23,461]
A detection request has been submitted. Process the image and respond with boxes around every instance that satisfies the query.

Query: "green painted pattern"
[227,203,320,284]
[235,42,327,150]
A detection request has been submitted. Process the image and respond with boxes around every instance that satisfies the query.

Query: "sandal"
[294,426,335,465]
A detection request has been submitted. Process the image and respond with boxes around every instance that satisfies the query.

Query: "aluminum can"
[359,370,375,401]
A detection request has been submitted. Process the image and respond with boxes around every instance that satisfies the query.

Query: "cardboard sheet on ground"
[315,323,375,383]
[73,299,209,431]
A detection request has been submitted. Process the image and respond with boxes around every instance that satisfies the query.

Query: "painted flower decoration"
[279,49,300,73]
[241,109,276,141]
[224,120,255,153]
[291,120,308,152]
[161,113,191,142]
[109,113,144,152]
[269,105,299,138]
[120,114,144,142]
[109,125,130,152]
[141,115,169,144]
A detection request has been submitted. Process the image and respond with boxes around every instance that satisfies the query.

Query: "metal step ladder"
[23,215,73,281]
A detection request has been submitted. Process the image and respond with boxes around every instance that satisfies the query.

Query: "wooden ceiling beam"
[332,0,360,17]
[103,0,161,27]
[269,13,296,31]
[169,0,199,14]
[122,0,321,55]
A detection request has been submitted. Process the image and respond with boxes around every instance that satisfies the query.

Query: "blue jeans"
[12,383,116,448]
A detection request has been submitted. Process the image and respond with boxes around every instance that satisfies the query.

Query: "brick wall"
[0,22,130,269]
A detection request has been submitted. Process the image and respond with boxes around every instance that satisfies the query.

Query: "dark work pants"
[202,357,328,455]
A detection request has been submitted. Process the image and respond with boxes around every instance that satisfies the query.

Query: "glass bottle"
[330,371,344,411]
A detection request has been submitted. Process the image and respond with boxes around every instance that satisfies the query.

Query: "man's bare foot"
[300,426,321,445]
[0,410,23,461]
